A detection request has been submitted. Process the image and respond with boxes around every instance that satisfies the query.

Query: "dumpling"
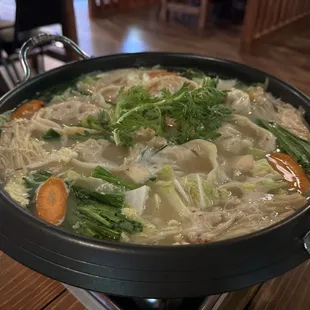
[145,76,198,96]
[215,122,253,155]
[215,114,276,155]
[249,86,310,140]
[149,139,217,175]
[149,139,228,184]
[226,88,251,115]
[33,100,101,127]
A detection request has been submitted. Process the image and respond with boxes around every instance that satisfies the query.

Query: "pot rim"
[1,51,310,253]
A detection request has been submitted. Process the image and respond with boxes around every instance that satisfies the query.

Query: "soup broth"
[1,68,310,245]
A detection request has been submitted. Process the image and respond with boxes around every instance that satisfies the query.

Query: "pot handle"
[19,33,90,83]
[304,231,310,254]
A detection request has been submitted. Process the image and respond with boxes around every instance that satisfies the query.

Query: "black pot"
[1,34,310,298]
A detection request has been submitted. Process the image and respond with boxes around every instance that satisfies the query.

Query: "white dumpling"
[148,139,228,184]
[33,100,101,127]
[73,139,111,163]
[145,76,198,96]
[216,114,276,155]
[215,122,253,155]
[226,88,251,115]
[149,139,217,175]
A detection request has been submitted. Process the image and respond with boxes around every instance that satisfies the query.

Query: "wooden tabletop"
[0,252,86,310]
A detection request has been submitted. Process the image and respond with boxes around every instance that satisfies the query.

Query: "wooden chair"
[0,0,78,63]
[241,0,310,53]
[160,0,210,29]
[0,0,78,86]
[0,71,11,97]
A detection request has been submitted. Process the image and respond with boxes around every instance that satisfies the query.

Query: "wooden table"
[0,252,86,309]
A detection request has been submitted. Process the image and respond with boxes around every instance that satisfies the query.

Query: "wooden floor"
[1,0,310,309]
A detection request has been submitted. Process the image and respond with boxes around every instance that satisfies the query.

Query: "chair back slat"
[271,0,282,28]
[241,0,310,52]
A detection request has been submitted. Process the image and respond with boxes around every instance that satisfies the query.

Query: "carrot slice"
[267,152,310,193]
[35,177,67,226]
[148,70,178,79]
[11,99,44,120]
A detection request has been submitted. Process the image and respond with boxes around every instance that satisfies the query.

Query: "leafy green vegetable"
[124,185,150,216]
[156,165,174,181]
[179,174,219,208]
[70,179,143,241]
[4,176,29,207]
[181,68,206,80]
[257,119,310,173]
[253,159,282,179]
[42,128,61,140]
[24,170,53,202]
[73,202,143,241]
[91,166,138,190]
[112,77,231,146]
[78,111,113,142]
[38,78,81,102]
[76,73,103,95]
[80,111,108,131]
[32,170,53,182]
[154,180,192,219]
[71,184,125,208]
[76,77,231,146]
[249,147,266,160]
[242,178,288,193]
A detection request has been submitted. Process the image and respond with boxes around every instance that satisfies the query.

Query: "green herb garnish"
[77,77,231,146]
[111,77,231,146]
[80,110,109,131]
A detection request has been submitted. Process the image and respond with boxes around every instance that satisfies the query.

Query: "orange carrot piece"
[35,177,67,226]
[11,99,44,120]
[148,70,178,79]
[267,152,310,193]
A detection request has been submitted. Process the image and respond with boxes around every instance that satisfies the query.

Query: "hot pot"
[1,34,310,299]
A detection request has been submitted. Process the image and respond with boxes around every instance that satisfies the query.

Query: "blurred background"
[1,0,310,96]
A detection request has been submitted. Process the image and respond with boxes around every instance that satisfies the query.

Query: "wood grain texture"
[0,252,66,310]
[241,0,310,52]
[218,285,262,310]
[249,261,310,310]
[43,291,87,310]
